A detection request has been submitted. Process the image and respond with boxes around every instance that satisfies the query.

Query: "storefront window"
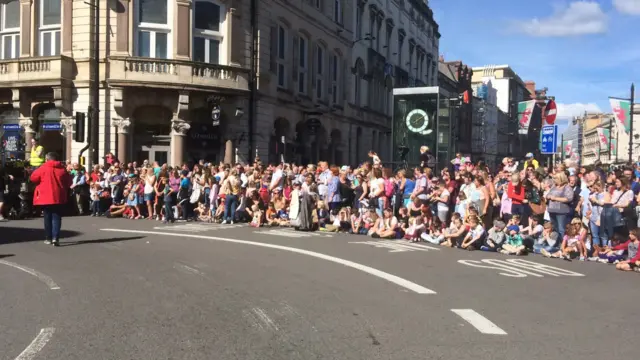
[391,87,454,170]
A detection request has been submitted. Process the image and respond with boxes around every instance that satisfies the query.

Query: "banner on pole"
[609,98,631,133]
[517,100,536,135]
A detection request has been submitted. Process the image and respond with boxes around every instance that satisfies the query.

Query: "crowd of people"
[2,148,640,272]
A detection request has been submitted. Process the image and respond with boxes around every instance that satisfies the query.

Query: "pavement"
[1,216,638,360]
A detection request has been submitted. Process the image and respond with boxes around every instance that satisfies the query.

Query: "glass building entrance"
[391,87,455,171]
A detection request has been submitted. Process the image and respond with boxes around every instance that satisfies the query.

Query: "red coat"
[30,160,72,206]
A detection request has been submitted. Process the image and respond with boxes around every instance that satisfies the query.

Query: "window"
[276,25,286,88]
[397,36,404,67]
[193,0,224,64]
[354,73,361,107]
[355,5,362,39]
[408,43,414,75]
[135,0,171,59]
[333,0,342,24]
[331,54,338,104]
[315,0,321,9]
[315,45,324,99]
[38,0,60,56]
[298,36,308,94]
[385,25,392,58]
[0,0,19,59]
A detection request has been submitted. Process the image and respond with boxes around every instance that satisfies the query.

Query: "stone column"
[19,117,35,160]
[60,116,75,162]
[113,117,131,164]
[224,139,233,164]
[171,119,190,167]
[227,7,239,66]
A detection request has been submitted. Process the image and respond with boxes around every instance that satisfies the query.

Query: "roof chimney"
[439,54,445,62]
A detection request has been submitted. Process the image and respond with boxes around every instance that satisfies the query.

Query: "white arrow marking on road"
[0,260,60,290]
[14,327,55,360]
[451,309,507,335]
[101,228,436,294]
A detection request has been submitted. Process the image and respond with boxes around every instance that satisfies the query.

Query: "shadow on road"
[0,227,82,246]
[59,236,145,247]
[0,254,15,259]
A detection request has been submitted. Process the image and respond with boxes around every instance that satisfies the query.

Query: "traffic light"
[74,111,86,142]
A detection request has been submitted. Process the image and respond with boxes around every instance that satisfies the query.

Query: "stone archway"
[269,117,291,164]
[329,129,343,165]
[32,103,65,159]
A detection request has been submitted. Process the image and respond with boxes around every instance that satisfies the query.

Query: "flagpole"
[609,120,613,164]
[629,83,635,164]
[616,123,619,164]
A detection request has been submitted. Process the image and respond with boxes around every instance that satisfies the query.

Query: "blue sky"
[430,0,640,134]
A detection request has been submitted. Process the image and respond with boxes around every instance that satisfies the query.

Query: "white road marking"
[14,327,55,360]
[173,263,205,276]
[257,229,334,238]
[101,228,436,294]
[252,307,279,331]
[451,309,507,335]
[350,240,440,252]
[458,258,585,278]
[0,260,60,290]
[153,223,244,233]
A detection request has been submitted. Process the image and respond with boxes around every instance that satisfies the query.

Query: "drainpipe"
[248,0,257,162]
[90,0,100,167]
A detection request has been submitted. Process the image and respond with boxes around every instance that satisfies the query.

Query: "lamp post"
[629,83,635,163]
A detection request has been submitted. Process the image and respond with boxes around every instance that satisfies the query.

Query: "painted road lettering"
[350,240,440,253]
[458,258,585,278]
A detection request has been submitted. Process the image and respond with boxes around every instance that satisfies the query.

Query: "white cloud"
[613,0,640,15]
[556,102,602,118]
[518,1,608,37]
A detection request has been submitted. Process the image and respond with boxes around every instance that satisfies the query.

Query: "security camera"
[235,108,244,117]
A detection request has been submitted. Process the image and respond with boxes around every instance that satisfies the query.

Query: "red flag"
[544,99,557,125]
[462,90,470,104]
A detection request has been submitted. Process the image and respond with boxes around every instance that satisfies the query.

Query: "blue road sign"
[2,124,20,130]
[42,123,62,131]
[540,125,558,154]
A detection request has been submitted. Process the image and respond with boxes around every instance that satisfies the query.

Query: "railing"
[0,56,73,84]
[110,56,250,91]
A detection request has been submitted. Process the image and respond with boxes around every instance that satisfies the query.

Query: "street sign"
[540,125,558,154]
[2,124,20,130]
[42,123,62,131]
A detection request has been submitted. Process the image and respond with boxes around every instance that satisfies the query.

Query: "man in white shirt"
[270,164,285,192]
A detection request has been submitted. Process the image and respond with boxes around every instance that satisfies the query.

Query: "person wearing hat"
[501,224,525,255]
[524,153,539,170]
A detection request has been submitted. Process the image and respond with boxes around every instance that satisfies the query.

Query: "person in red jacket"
[30,152,72,246]
[507,173,526,220]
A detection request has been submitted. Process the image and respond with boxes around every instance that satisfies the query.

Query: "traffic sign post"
[540,125,558,154]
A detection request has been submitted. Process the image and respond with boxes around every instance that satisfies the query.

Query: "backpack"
[384,179,396,198]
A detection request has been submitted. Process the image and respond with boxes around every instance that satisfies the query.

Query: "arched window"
[38,0,60,56]
[193,0,225,64]
[135,0,171,59]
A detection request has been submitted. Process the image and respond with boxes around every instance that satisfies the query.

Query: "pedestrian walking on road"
[29,152,72,246]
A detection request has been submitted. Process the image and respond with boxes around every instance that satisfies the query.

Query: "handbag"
[190,188,202,204]
[610,190,632,227]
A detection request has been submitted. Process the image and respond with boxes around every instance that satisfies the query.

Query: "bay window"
[193,0,225,64]
[136,0,171,59]
[0,0,19,59]
[38,0,60,56]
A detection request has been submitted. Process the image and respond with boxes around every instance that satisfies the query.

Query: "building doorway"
[132,106,172,165]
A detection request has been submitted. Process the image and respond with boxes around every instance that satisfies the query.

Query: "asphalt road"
[1,216,638,360]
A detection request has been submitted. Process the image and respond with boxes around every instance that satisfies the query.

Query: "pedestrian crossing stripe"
[153,223,245,232]
[257,229,334,238]
[349,240,441,252]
